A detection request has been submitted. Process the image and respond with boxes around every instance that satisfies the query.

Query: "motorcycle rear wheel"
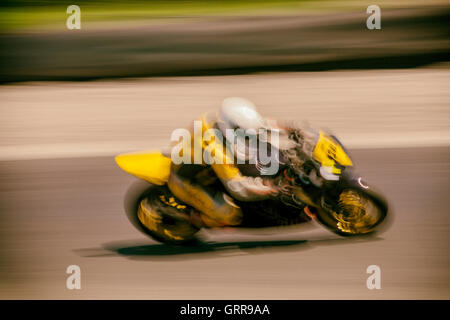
[136,185,200,245]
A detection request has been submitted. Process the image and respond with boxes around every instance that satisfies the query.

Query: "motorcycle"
[115,128,389,245]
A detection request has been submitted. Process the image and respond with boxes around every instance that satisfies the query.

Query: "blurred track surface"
[0,68,449,299]
[1,68,449,160]
[0,147,449,299]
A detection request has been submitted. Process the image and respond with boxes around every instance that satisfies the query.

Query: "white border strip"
[0,131,449,161]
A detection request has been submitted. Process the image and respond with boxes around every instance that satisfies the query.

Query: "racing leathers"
[167,112,282,228]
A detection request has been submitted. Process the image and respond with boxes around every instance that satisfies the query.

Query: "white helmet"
[217,97,266,135]
[217,97,266,161]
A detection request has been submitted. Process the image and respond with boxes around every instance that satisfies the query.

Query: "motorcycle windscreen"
[115,150,172,185]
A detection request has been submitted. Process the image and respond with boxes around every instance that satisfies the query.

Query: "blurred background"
[0,0,449,299]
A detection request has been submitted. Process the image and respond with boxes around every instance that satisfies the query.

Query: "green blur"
[0,0,326,31]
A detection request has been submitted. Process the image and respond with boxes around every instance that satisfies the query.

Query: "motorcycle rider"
[167,97,318,228]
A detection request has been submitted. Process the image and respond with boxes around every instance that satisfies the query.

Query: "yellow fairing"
[313,131,353,174]
[115,150,172,185]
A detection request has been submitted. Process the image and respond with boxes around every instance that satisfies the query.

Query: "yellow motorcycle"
[116,129,389,245]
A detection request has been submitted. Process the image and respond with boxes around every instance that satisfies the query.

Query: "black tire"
[124,181,200,245]
[315,187,388,237]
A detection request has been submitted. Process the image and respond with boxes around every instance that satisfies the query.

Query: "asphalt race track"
[0,69,448,299]
[0,147,448,299]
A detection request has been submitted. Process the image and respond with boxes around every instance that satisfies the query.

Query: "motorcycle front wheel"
[315,187,388,236]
